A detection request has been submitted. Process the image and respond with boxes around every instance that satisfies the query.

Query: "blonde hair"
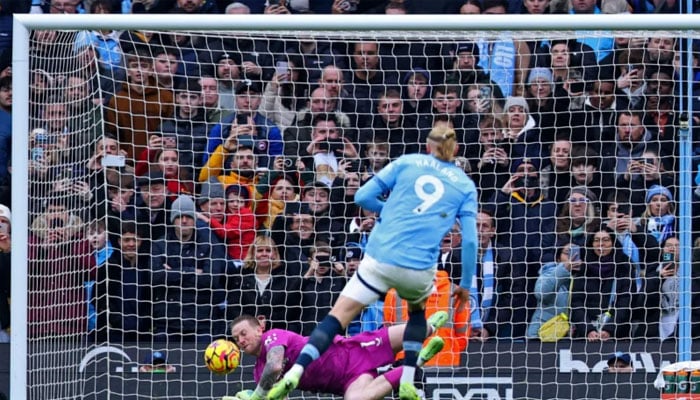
[242,235,281,271]
[427,126,457,162]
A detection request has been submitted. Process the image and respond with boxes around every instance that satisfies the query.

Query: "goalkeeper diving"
[223,312,449,400]
[270,126,478,400]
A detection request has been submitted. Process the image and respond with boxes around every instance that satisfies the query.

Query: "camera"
[283,157,296,170]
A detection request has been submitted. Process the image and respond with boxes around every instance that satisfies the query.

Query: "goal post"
[9,13,700,399]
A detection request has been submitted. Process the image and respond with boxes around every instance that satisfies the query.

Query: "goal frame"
[11,13,700,399]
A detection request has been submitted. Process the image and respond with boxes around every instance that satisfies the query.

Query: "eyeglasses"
[569,197,590,204]
[593,237,613,243]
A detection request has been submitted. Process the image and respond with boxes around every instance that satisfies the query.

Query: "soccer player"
[225,312,448,400]
[269,126,478,400]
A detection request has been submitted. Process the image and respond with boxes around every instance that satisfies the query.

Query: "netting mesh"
[16,26,700,399]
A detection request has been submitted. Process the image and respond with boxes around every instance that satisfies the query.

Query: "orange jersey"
[383,270,470,367]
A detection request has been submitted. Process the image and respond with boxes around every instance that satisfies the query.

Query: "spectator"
[500,96,543,162]
[437,221,463,284]
[607,352,634,373]
[359,88,422,160]
[430,85,479,151]
[283,86,355,161]
[616,147,674,217]
[647,236,680,340]
[401,68,433,131]
[569,146,615,209]
[346,40,399,128]
[361,139,390,178]
[471,115,509,205]
[85,219,114,331]
[489,157,556,337]
[64,74,104,160]
[227,235,302,332]
[301,180,345,246]
[73,0,124,76]
[208,50,242,113]
[260,55,308,132]
[300,240,346,336]
[198,74,225,124]
[0,205,9,342]
[151,45,180,91]
[540,137,573,205]
[555,186,601,247]
[328,168,362,233]
[636,185,676,245]
[269,202,316,277]
[445,42,504,104]
[104,49,175,160]
[151,194,227,341]
[527,241,578,339]
[199,181,256,264]
[470,209,514,340]
[317,64,358,127]
[255,171,302,230]
[571,76,624,152]
[204,80,283,169]
[28,196,90,338]
[525,67,570,142]
[606,110,654,178]
[199,139,258,199]
[135,171,172,241]
[305,113,359,186]
[157,83,207,176]
[569,228,634,340]
[94,220,152,342]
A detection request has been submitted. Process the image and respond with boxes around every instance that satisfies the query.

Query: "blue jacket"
[528,261,572,338]
[0,109,10,179]
[203,111,283,169]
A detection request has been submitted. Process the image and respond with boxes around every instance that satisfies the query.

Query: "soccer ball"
[204,339,240,374]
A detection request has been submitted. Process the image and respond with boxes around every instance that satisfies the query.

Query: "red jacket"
[209,207,256,260]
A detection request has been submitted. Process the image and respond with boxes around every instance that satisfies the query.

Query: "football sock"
[296,315,343,369]
[400,309,427,384]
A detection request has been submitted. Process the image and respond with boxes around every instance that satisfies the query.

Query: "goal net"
[10,15,700,400]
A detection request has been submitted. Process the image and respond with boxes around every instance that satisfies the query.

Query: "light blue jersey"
[356,153,477,271]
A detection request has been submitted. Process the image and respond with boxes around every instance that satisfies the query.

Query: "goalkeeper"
[224,312,448,400]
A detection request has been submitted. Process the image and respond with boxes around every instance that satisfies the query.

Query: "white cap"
[0,205,9,222]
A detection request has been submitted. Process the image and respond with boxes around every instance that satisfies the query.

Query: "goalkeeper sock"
[296,315,343,369]
[400,309,427,384]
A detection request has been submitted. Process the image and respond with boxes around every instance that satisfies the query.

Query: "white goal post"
[10,13,700,400]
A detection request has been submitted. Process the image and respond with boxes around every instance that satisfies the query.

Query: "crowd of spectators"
[1,0,700,359]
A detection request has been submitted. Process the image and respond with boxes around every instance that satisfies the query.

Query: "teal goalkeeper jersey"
[361,153,477,270]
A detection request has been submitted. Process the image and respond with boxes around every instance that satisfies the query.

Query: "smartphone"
[60,167,73,181]
[662,252,674,262]
[49,218,64,229]
[569,244,581,262]
[283,157,296,170]
[35,133,57,145]
[315,255,334,269]
[345,159,362,173]
[267,0,281,6]
[319,138,344,154]
[0,222,8,235]
[102,154,126,168]
[479,86,492,100]
[236,113,250,125]
[617,204,631,215]
[275,61,289,82]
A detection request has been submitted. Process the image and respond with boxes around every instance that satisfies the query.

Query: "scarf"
[480,247,496,321]
[647,214,675,244]
[620,232,642,292]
